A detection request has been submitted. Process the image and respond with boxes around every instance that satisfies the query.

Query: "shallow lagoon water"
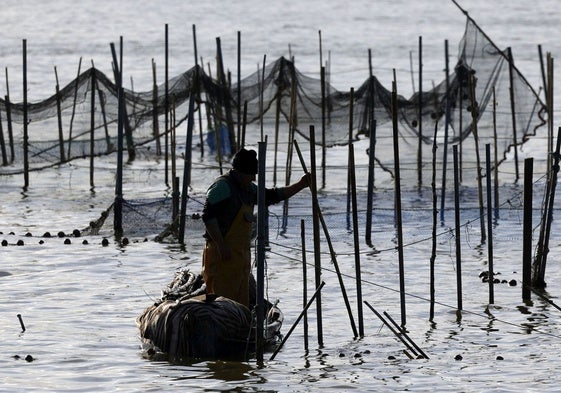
[2,0,561,391]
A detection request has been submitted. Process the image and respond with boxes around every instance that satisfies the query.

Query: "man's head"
[232,148,258,178]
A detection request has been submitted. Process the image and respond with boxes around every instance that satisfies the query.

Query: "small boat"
[136,269,283,361]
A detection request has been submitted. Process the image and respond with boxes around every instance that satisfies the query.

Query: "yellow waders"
[202,203,253,308]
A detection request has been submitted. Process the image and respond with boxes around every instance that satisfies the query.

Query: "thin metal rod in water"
[364,301,419,358]
[453,145,463,311]
[349,143,364,337]
[522,158,533,301]
[269,281,325,361]
[301,219,309,351]
[294,137,358,338]
[17,314,25,332]
[255,140,268,362]
[383,311,429,359]
[179,94,195,243]
[485,144,494,304]
[391,73,406,327]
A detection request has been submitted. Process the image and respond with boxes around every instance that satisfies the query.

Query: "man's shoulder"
[206,177,231,203]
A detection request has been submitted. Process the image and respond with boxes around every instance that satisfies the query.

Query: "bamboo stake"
[259,55,266,142]
[534,126,561,287]
[110,39,124,238]
[468,74,486,243]
[294,135,358,338]
[0,108,6,166]
[522,157,533,302]
[256,140,267,363]
[391,71,406,327]
[5,94,14,163]
[192,25,204,157]
[301,219,309,351]
[179,94,195,244]
[346,87,354,228]
[439,40,451,221]
[273,67,282,186]
[365,49,376,246]
[5,68,14,163]
[453,145,463,311]
[91,61,111,153]
[237,31,241,151]
[548,53,554,178]
[241,100,247,149]
[54,67,65,163]
[67,57,82,160]
[417,36,423,187]
[349,143,364,337]
[320,66,326,189]
[492,88,499,218]
[215,36,236,153]
[364,301,419,358]
[308,127,323,346]
[507,47,520,181]
[90,66,96,189]
[172,177,179,222]
[485,144,494,304]
[429,121,438,320]
[171,96,177,183]
[282,70,297,232]
[383,311,429,359]
[151,58,161,156]
[22,39,29,189]
[164,24,169,185]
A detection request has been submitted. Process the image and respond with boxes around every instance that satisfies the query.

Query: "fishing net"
[0,12,554,282]
[0,16,546,187]
[81,196,206,241]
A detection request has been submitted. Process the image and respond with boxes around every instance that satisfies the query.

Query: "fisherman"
[202,148,310,308]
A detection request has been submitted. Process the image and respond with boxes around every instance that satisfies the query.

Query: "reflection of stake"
[364,301,422,359]
[17,314,25,332]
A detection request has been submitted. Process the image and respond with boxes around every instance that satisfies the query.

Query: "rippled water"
[2,0,561,391]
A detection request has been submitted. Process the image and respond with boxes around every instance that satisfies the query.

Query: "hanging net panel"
[0,16,546,191]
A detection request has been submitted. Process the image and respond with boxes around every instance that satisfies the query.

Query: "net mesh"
[1,13,555,280]
[0,17,546,190]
